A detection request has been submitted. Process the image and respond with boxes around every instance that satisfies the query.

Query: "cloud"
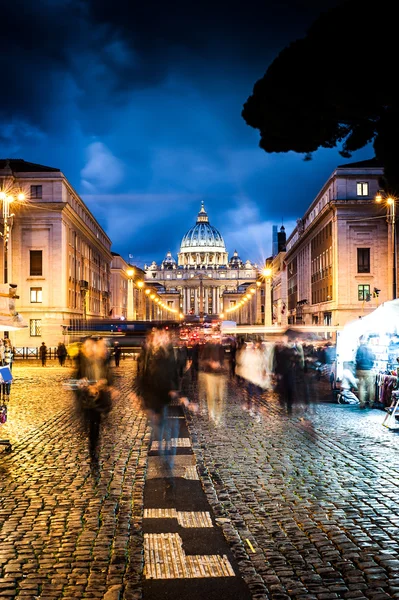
[81,142,124,191]
[223,198,296,263]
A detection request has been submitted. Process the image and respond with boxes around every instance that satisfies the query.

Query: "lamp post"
[126,268,135,320]
[376,191,396,299]
[136,280,144,320]
[0,190,25,284]
[262,267,273,326]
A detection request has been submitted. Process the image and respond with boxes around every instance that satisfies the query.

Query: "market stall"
[336,299,399,407]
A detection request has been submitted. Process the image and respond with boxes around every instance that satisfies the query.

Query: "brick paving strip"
[141,399,252,600]
[183,381,399,600]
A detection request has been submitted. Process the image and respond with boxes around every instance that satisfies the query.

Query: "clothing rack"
[376,372,398,407]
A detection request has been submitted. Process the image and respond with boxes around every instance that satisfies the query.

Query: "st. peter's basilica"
[144,203,260,321]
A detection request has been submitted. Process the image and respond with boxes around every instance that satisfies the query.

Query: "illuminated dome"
[178,202,228,268]
[162,251,176,270]
[180,202,226,251]
[229,250,244,269]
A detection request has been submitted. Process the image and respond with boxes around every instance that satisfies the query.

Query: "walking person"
[228,339,237,379]
[74,337,114,468]
[57,341,68,366]
[1,339,13,398]
[135,328,180,474]
[39,342,48,367]
[113,341,122,367]
[199,339,227,426]
[355,337,376,408]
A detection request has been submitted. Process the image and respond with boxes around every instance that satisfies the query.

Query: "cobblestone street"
[0,362,399,599]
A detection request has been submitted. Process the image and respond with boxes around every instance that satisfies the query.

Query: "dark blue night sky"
[0,0,371,267]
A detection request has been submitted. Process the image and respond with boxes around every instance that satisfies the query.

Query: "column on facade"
[204,287,209,314]
[185,287,189,314]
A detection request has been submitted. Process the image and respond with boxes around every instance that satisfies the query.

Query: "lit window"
[357,182,369,196]
[177,274,182,279]
[166,274,171,279]
[358,284,370,301]
[220,274,225,278]
[30,319,41,337]
[30,287,42,303]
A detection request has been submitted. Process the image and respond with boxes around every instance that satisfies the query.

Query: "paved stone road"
[0,360,148,600]
[0,362,399,599]
[186,378,399,600]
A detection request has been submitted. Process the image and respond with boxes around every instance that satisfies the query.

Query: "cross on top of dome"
[197,201,209,223]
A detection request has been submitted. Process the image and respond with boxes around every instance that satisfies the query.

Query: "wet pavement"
[0,361,398,599]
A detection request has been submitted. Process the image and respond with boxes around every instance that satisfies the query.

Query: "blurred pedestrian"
[1,339,13,398]
[57,341,68,366]
[74,337,114,466]
[176,341,189,389]
[189,342,200,385]
[272,337,297,414]
[355,337,376,408]
[113,341,122,367]
[199,339,227,426]
[39,342,47,367]
[135,328,180,473]
[338,362,359,404]
[228,338,237,379]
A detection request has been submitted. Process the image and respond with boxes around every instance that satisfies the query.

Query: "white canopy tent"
[336,299,399,379]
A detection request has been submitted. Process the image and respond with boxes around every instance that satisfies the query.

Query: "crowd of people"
[5,327,352,479]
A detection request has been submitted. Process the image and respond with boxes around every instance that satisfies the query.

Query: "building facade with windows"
[0,159,112,347]
[144,203,260,323]
[280,158,388,327]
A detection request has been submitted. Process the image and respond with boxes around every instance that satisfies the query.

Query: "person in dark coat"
[228,339,237,379]
[272,339,297,414]
[39,342,47,367]
[57,342,68,366]
[355,337,376,408]
[113,342,122,367]
[135,328,180,471]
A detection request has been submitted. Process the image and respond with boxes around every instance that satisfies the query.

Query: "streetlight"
[262,267,272,326]
[126,268,135,320]
[136,280,144,320]
[376,191,396,299]
[0,189,25,284]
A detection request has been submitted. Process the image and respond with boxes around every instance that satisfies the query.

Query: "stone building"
[278,158,388,328]
[0,159,112,348]
[144,203,259,323]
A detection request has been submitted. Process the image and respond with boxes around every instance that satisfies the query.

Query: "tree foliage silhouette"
[242,0,399,193]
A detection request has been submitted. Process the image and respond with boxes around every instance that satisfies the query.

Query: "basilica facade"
[144,203,259,321]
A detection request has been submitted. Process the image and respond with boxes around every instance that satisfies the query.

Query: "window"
[30,185,42,199]
[358,284,370,301]
[357,248,370,273]
[30,287,42,303]
[30,250,43,276]
[30,319,41,337]
[357,182,369,196]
